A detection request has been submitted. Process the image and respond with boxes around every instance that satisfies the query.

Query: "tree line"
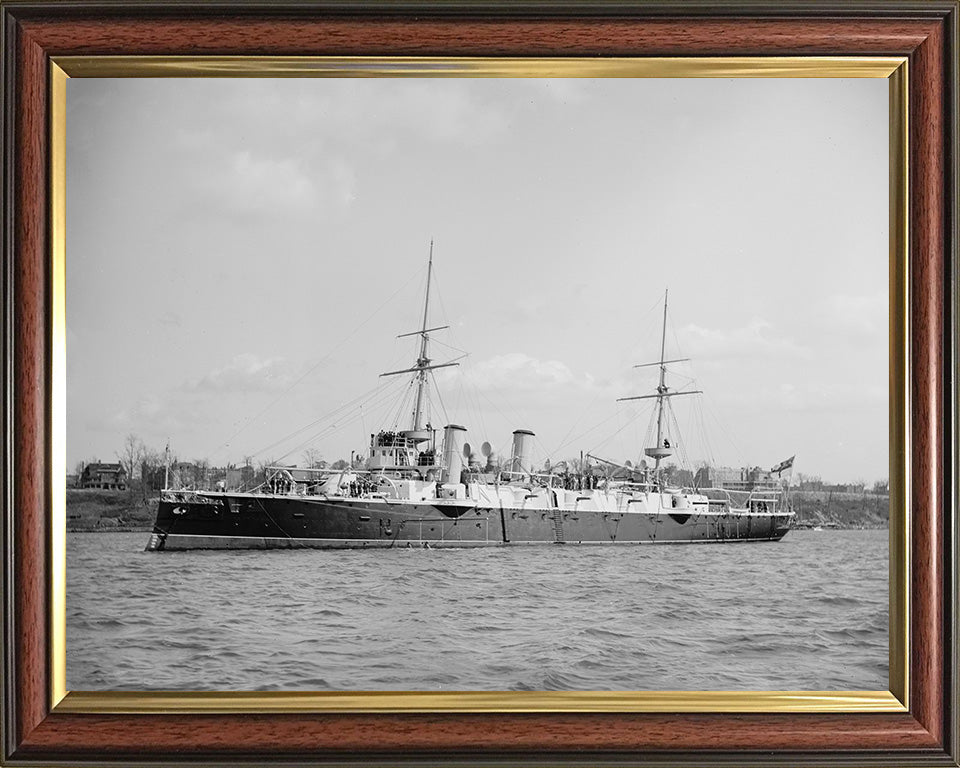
[76,434,888,495]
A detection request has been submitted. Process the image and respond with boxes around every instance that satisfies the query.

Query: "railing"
[373,432,417,448]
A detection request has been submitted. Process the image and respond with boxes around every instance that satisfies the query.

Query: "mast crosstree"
[379,241,460,438]
[618,289,701,483]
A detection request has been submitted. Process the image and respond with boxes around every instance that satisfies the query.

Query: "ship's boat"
[146,248,795,552]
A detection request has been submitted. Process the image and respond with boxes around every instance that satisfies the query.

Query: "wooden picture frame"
[2,2,957,765]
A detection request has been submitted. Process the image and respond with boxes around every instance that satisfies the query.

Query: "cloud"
[742,377,886,413]
[462,353,576,391]
[105,392,211,440]
[100,354,307,456]
[337,80,511,147]
[391,81,510,145]
[450,353,626,402]
[230,151,318,211]
[207,79,512,152]
[173,129,352,218]
[154,80,519,223]
[183,353,296,394]
[824,292,886,337]
[194,149,321,216]
[329,158,357,206]
[678,318,810,362]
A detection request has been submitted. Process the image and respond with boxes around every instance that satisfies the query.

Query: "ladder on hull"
[551,509,565,543]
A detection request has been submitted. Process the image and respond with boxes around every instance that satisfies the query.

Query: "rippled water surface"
[67,530,887,691]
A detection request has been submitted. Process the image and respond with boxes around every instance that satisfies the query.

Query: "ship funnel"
[510,429,535,476]
[441,424,467,483]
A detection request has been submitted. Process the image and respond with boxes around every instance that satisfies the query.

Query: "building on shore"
[78,462,128,490]
[694,465,781,491]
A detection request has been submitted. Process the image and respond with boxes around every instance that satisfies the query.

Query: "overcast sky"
[66,77,888,483]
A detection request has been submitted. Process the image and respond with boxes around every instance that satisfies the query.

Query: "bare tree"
[302,448,324,468]
[193,458,211,489]
[139,446,167,499]
[117,434,144,481]
[254,458,276,487]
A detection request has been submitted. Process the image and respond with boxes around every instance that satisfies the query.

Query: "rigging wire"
[545,406,637,462]
[246,378,396,460]
[269,376,410,464]
[548,388,604,462]
[459,359,494,452]
[390,377,418,431]
[428,370,452,428]
[666,397,691,469]
[429,336,471,358]
[660,304,731,470]
[696,394,718,466]
[667,304,685,361]
[700,394,747,467]
[586,406,647,457]
[242,344,411,460]
[205,266,427,460]
[264,371,411,465]
[414,261,489,442]
[282,395,401,465]
[690,393,715,467]
[641,403,657,462]
[420,265,502,458]
[434,263,545,460]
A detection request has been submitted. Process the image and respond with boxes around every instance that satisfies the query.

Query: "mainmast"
[617,289,701,487]
[412,241,434,431]
[379,241,460,440]
[653,289,670,463]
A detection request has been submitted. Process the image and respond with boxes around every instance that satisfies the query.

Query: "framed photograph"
[2,2,956,766]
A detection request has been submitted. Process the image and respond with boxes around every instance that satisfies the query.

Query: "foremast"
[618,289,701,488]
[380,240,460,450]
[411,242,435,432]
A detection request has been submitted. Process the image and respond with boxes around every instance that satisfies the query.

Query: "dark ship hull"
[146,491,793,551]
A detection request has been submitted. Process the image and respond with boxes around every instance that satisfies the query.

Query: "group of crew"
[346,477,380,497]
[556,474,604,491]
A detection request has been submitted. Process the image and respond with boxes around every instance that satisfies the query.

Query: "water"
[66,530,888,691]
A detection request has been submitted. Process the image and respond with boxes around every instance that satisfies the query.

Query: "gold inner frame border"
[48,55,910,715]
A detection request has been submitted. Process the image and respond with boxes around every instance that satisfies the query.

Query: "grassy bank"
[790,490,889,529]
[66,489,156,532]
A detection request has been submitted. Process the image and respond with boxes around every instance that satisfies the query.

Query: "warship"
[146,250,795,551]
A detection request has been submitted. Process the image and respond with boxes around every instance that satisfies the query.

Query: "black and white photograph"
[65,75,889,693]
